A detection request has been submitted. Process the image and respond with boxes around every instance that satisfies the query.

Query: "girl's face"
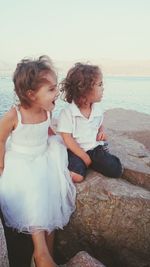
[33,72,59,111]
[87,74,104,104]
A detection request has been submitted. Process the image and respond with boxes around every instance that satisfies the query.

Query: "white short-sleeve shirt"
[57,101,104,151]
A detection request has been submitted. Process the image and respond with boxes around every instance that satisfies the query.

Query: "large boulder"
[55,172,150,267]
[104,109,150,190]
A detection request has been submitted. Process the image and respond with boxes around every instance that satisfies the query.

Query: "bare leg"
[70,171,84,183]
[45,231,55,257]
[32,231,56,267]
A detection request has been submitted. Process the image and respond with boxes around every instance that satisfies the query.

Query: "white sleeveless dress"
[0,107,76,234]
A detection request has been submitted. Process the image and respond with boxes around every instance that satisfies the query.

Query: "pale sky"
[0,0,150,64]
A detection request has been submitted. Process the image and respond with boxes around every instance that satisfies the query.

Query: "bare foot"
[70,171,84,183]
[34,250,56,267]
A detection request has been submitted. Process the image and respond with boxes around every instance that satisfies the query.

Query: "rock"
[55,172,150,267]
[103,109,150,190]
[66,251,106,267]
[0,219,9,267]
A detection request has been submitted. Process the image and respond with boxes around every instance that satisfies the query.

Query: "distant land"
[0,59,150,76]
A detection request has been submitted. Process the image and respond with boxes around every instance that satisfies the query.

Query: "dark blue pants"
[68,144,123,178]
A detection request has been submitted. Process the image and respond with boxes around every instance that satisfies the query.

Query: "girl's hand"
[96,124,107,141]
[96,131,107,141]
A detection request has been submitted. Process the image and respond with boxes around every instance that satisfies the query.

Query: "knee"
[92,154,123,178]
[109,158,123,178]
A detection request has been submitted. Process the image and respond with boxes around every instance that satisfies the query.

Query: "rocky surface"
[55,172,150,267]
[104,109,150,190]
[65,251,106,267]
[32,251,105,267]
[0,218,9,267]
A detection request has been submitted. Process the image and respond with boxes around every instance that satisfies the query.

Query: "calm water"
[0,75,150,118]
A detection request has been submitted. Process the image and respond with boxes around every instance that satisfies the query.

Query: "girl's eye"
[49,87,55,91]
[49,85,57,92]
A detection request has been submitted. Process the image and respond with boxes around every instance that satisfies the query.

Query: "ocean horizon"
[0,75,150,118]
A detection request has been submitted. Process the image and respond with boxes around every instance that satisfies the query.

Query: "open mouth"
[52,100,55,105]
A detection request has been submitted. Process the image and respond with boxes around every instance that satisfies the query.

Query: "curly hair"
[13,55,56,108]
[60,63,102,107]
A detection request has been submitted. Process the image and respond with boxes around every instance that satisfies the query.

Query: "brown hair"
[60,63,102,107]
[13,55,56,108]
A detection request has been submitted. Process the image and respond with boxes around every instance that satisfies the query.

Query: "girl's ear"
[26,90,36,101]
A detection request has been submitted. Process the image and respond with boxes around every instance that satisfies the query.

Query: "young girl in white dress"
[0,56,76,267]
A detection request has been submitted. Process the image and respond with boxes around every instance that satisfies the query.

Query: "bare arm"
[0,108,16,175]
[60,132,92,166]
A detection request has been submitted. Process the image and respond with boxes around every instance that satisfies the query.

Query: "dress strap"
[47,111,52,123]
[14,105,22,124]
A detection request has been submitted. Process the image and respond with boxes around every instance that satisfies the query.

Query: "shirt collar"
[69,101,102,118]
[69,101,83,116]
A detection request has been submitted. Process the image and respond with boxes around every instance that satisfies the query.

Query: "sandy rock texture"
[59,251,106,267]
[0,219,9,267]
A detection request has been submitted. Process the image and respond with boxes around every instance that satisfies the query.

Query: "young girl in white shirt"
[0,56,76,267]
[57,63,123,183]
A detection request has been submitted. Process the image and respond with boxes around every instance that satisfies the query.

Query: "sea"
[0,75,150,118]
